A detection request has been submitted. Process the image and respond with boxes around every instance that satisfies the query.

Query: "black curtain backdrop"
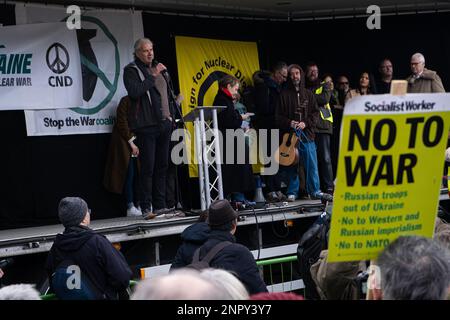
[0,6,449,229]
[143,11,450,92]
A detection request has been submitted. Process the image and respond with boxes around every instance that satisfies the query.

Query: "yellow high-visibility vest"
[315,85,333,123]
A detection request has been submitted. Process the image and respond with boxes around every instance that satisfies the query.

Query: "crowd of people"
[0,196,449,300]
[1,38,448,300]
[245,53,445,206]
[103,37,446,219]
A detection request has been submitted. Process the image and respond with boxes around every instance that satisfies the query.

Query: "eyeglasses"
[338,82,349,85]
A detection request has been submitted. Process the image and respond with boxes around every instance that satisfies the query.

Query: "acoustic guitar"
[275,130,299,166]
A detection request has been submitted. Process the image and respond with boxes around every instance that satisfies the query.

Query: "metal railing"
[256,255,304,293]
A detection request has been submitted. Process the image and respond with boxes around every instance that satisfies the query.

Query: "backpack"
[187,241,232,271]
[310,249,368,300]
[50,258,105,300]
[297,211,331,300]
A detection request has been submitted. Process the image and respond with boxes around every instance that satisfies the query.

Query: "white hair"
[200,268,249,300]
[131,269,224,300]
[134,38,153,54]
[0,284,41,300]
[411,52,425,64]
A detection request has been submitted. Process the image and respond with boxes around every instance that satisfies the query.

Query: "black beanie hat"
[58,197,88,228]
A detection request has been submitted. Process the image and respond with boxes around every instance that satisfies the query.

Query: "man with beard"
[275,64,333,202]
[305,62,334,195]
[375,58,394,94]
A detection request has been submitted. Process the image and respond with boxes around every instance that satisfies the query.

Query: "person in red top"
[214,75,255,203]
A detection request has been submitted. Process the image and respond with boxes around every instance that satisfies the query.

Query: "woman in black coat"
[214,75,255,201]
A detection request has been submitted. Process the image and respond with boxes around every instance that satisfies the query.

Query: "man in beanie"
[195,199,268,295]
[46,197,132,299]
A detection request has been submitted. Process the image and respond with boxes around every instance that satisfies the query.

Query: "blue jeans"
[278,166,299,197]
[298,140,321,197]
[315,133,334,191]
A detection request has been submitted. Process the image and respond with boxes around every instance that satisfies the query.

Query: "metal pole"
[155,241,160,265]
[212,109,224,200]
[194,118,206,210]
[199,109,211,207]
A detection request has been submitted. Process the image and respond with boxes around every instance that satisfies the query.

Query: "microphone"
[152,59,168,75]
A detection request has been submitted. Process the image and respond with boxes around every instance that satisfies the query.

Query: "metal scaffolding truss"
[185,106,225,210]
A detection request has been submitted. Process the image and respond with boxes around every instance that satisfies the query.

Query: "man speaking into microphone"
[123,38,178,219]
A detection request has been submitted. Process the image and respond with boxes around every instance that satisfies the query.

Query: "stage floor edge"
[0,199,325,258]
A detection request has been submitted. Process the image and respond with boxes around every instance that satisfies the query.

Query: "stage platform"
[0,199,325,258]
[2,188,447,259]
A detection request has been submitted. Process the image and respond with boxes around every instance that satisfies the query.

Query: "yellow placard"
[175,36,260,177]
[328,93,450,262]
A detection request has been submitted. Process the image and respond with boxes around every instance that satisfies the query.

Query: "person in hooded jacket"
[252,62,288,202]
[46,197,132,300]
[195,199,268,295]
[170,210,210,270]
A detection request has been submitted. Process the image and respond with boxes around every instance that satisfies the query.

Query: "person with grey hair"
[131,269,225,300]
[435,229,450,251]
[46,197,132,300]
[376,235,450,300]
[0,284,41,300]
[123,38,180,220]
[434,217,450,251]
[200,268,249,300]
[407,53,445,93]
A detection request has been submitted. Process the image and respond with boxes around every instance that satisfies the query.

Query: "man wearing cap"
[195,199,268,295]
[46,197,132,299]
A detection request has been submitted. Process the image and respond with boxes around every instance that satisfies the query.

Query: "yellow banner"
[175,36,260,177]
[328,93,450,262]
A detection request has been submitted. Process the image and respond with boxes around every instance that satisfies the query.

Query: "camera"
[0,258,13,270]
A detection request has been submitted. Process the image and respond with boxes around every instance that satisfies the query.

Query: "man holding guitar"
[275,64,333,202]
